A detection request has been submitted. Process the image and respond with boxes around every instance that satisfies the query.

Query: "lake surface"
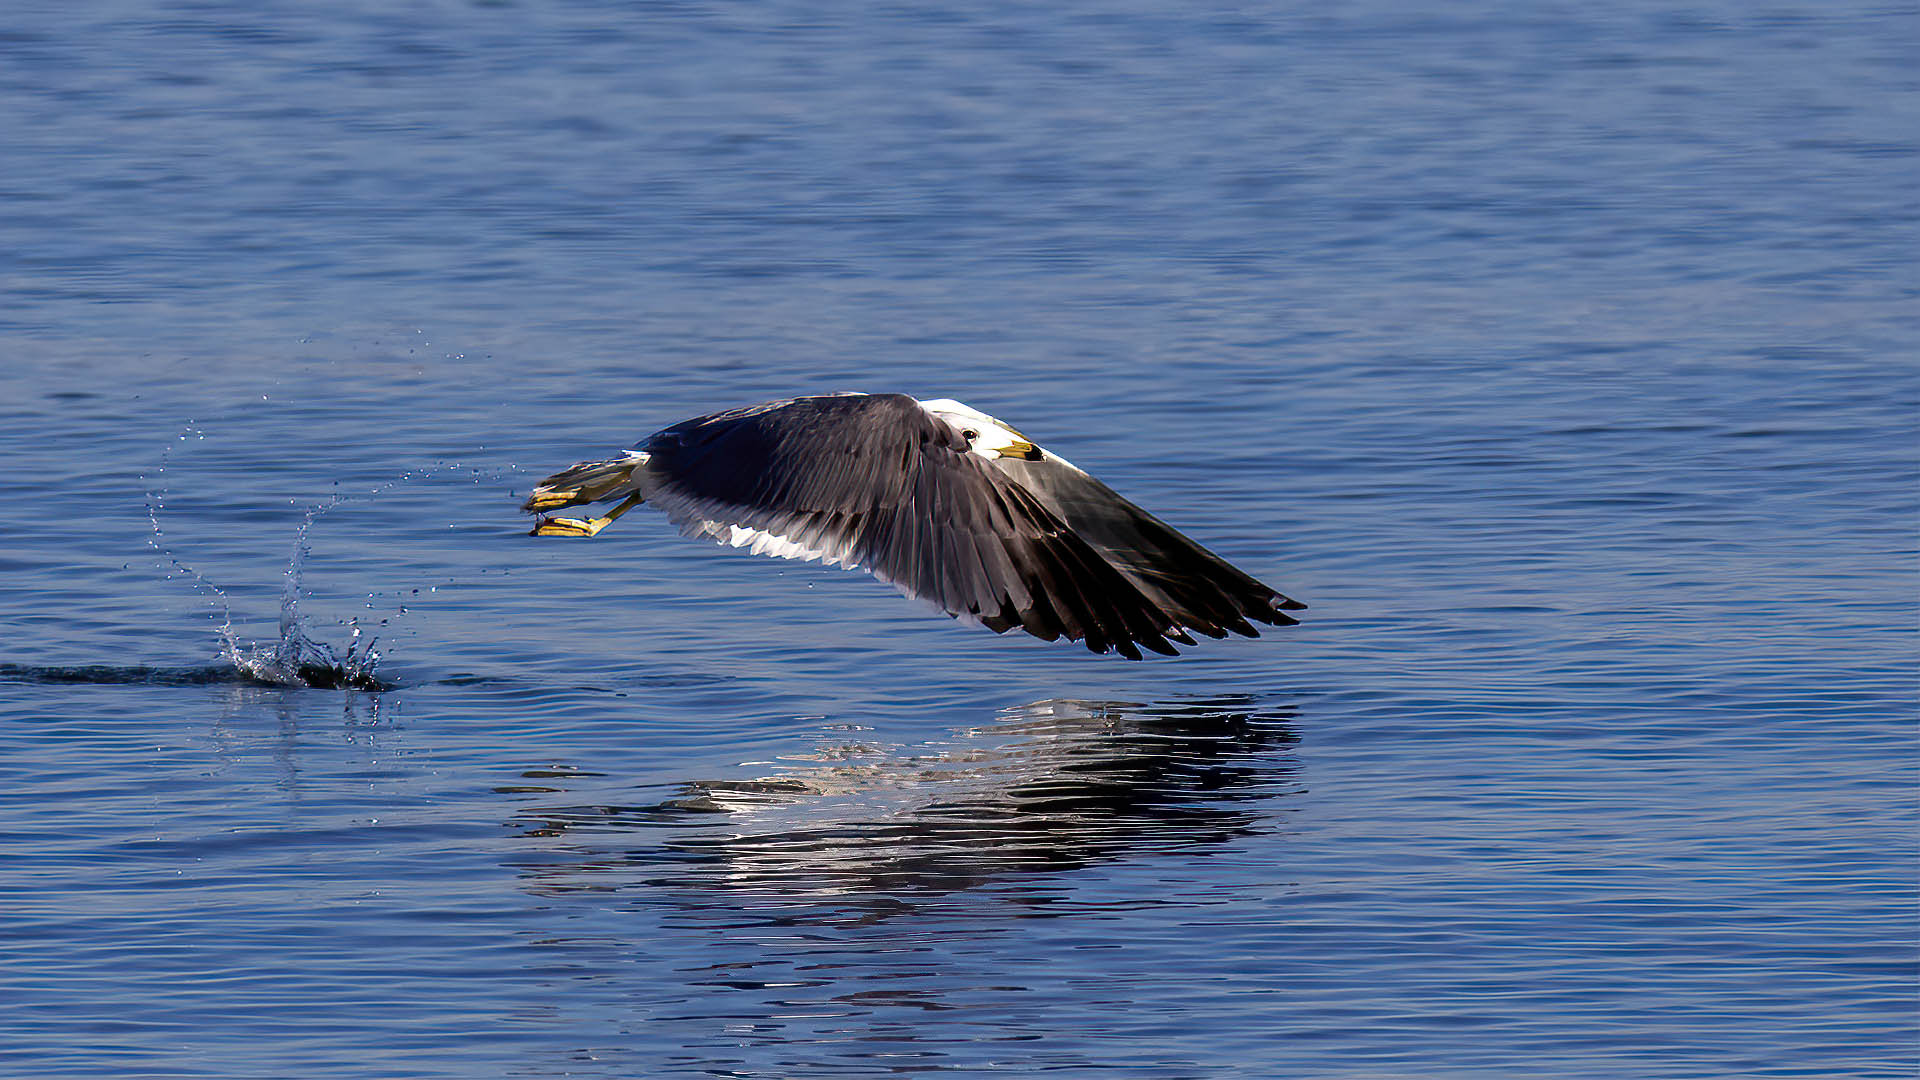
[2,2,1915,1077]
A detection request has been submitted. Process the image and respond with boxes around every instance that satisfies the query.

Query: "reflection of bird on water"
[522,393,1305,658]
[513,697,1300,903]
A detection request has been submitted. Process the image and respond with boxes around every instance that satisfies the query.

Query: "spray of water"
[239,488,388,690]
[144,424,244,658]
[144,427,506,691]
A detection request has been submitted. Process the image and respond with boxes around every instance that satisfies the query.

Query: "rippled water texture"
[2,2,1915,1077]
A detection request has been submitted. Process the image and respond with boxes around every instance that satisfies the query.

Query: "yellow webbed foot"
[519,457,643,513]
[522,489,586,513]
[525,491,642,538]
[530,514,612,538]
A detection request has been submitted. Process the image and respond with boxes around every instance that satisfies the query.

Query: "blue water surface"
[1,2,1915,1077]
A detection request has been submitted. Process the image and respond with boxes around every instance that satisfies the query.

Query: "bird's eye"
[962,429,978,442]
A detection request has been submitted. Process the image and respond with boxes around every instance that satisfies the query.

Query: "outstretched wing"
[988,453,1306,641]
[638,393,1187,658]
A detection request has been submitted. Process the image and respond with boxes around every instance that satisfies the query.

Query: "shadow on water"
[509,695,1302,915]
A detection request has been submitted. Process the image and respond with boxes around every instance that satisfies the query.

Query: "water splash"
[211,488,389,690]
[142,427,503,692]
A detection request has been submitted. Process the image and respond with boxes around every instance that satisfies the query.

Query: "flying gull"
[521,393,1304,659]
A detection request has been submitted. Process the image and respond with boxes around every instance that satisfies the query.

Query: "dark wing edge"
[990,455,1306,641]
[640,393,1192,659]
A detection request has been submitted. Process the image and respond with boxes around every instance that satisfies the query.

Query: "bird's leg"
[530,492,645,538]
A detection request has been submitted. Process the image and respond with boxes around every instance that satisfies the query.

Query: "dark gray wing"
[638,393,1186,659]
[988,454,1305,641]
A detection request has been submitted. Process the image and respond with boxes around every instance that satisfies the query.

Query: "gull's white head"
[915,398,1043,461]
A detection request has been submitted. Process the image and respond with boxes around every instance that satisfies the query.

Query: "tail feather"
[520,454,647,513]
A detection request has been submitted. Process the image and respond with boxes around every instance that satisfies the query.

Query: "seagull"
[521,393,1304,659]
